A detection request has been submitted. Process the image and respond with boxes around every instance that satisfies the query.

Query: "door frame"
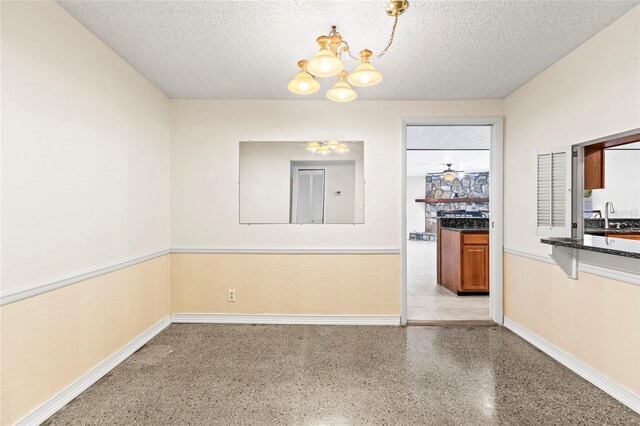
[400,117,504,325]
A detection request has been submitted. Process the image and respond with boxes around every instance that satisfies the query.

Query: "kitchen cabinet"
[605,233,640,241]
[439,229,489,294]
[584,146,605,190]
[583,130,640,190]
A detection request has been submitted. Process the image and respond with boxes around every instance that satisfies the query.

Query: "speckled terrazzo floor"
[43,324,639,425]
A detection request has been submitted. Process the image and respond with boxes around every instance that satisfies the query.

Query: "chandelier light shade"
[336,143,350,153]
[326,140,340,151]
[306,141,321,152]
[288,0,409,102]
[305,141,351,154]
[317,145,332,155]
[326,71,357,102]
[348,50,383,87]
[306,37,344,78]
[288,60,320,95]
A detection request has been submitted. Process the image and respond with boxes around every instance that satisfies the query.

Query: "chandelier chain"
[375,14,399,60]
[330,12,400,62]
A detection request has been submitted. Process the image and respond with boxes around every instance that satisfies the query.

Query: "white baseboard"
[171,313,401,326]
[503,317,640,414]
[16,315,172,426]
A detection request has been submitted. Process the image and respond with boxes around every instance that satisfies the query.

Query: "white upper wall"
[170,100,504,249]
[504,5,640,255]
[1,1,171,297]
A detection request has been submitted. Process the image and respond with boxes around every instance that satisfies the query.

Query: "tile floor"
[407,240,490,321]
[43,324,640,425]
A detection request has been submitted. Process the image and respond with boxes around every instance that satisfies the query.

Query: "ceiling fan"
[441,163,465,182]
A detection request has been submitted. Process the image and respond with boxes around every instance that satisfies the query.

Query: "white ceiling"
[407,150,489,176]
[407,126,491,150]
[58,1,638,100]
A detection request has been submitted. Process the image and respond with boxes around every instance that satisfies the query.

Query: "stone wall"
[424,172,490,234]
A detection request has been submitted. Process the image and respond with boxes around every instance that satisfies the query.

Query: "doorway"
[401,118,504,325]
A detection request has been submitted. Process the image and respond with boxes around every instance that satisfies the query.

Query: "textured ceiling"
[58,0,638,100]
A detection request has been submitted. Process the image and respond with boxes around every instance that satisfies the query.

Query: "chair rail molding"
[1,249,171,306]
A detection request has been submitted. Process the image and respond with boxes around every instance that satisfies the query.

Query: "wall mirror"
[239,141,364,224]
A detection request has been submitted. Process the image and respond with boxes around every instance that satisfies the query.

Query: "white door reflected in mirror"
[239,141,364,224]
[294,169,325,224]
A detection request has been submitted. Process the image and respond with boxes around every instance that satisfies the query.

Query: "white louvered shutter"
[537,147,572,237]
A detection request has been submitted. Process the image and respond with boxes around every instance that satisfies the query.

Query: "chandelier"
[306,141,350,154]
[288,0,409,102]
[441,164,465,182]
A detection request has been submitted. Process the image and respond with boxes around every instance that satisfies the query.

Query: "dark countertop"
[585,228,640,235]
[541,235,640,259]
[441,227,489,233]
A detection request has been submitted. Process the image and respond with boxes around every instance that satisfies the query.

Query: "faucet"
[604,201,615,229]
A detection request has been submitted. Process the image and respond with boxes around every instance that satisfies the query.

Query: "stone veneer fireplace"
[422,172,490,234]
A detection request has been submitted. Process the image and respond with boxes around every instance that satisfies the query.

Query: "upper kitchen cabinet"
[584,145,605,189]
[583,131,640,190]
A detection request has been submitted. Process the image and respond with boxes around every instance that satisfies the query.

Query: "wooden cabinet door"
[461,245,489,292]
[584,146,605,189]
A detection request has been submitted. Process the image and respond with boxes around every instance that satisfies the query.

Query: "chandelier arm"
[374,14,399,60]
[330,27,360,61]
[340,39,361,61]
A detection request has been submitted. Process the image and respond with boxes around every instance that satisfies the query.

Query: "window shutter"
[537,147,572,237]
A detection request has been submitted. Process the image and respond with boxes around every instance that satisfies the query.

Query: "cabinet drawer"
[463,233,489,245]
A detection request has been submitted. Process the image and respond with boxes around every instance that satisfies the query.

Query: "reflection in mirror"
[239,141,364,224]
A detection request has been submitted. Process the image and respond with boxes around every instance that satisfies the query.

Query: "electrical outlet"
[227,289,236,302]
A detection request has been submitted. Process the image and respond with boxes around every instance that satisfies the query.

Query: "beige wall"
[1,1,171,297]
[503,5,640,397]
[171,254,399,315]
[170,99,503,315]
[170,99,503,318]
[0,256,171,425]
[171,99,504,249]
[504,254,639,394]
[3,0,639,423]
[1,2,172,424]
[503,5,640,256]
